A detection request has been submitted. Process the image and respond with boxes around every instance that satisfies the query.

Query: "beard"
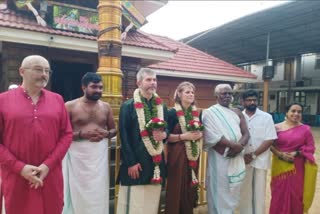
[35,77,48,88]
[41,81,48,88]
[145,86,156,93]
[86,93,101,101]
[246,104,257,112]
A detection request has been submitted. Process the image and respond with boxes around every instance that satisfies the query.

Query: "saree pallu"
[270,156,317,214]
[270,125,316,214]
[270,155,304,214]
[303,161,318,213]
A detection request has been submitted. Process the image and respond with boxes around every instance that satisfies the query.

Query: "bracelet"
[178,134,182,141]
[78,130,82,139]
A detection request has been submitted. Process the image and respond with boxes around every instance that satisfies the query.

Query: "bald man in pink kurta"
[0,87,72,214]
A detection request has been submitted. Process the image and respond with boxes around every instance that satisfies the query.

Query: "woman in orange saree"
[270,103,316,214]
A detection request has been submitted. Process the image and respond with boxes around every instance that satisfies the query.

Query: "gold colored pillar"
[97,1,122,213]
[97,0,123,116]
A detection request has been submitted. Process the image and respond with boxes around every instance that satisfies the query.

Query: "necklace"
[133,88,164,184]
[174,103,203,187]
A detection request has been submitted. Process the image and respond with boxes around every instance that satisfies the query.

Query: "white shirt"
[243,108,277,170]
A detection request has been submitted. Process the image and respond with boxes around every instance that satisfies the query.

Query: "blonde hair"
[174,81,196,104]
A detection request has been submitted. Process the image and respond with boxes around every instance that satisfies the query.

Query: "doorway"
[50,61,94,102]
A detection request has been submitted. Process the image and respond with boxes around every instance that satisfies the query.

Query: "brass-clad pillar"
[97,0,123,116]
[97,1,122,213]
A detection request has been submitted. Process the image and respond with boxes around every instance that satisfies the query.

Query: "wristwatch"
[252,153,257,160]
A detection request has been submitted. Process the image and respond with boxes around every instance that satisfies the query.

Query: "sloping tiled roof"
[0,8,255,79]
[0,8,174,52]
[125,30,176,52]
[148,34,256,79]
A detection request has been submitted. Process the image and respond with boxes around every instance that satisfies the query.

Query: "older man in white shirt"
[203,84,250,214]
[239,90,277,214]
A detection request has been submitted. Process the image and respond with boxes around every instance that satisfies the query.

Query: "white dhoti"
[203,104,246,214]
[62,139,109,214]
[116,185,161,214]
[206,150,243,214]
[239,166,267,214]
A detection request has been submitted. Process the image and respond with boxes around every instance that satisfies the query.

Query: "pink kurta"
[269,125,315,214]
[0,87,72,214]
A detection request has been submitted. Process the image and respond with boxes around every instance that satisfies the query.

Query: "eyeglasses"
[24,67,53,75]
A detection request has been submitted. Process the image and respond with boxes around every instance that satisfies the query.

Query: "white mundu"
[62,139,109,214]
[117,185,161,214]
[239,108,277,214]
[203,104,246,214]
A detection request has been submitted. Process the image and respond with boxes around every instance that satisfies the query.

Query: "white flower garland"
[174,103,203,186]
[133,88,164,183]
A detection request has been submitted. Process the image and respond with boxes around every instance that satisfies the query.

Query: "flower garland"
[174,103,203,187]
[133,88,164,184]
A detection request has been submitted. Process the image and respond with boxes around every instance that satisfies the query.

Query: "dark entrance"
[50,61,94,101]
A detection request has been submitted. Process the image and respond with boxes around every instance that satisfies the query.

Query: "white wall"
[241,54,320,115]
[306,93,317,114]
[247,60,286,81]
[250,63,263,81]
[301,53,320,79]
[273,60,285,81]
[244,53,320,82]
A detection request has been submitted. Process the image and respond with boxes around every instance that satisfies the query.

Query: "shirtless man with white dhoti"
[62,72,116,214]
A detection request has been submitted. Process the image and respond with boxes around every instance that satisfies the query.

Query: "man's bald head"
[20,55,49,69]
[19,55,51,90]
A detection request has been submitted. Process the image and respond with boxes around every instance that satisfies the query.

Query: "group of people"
[116,67,316,214]
[0,55,116,214]
[0,55,316,214]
